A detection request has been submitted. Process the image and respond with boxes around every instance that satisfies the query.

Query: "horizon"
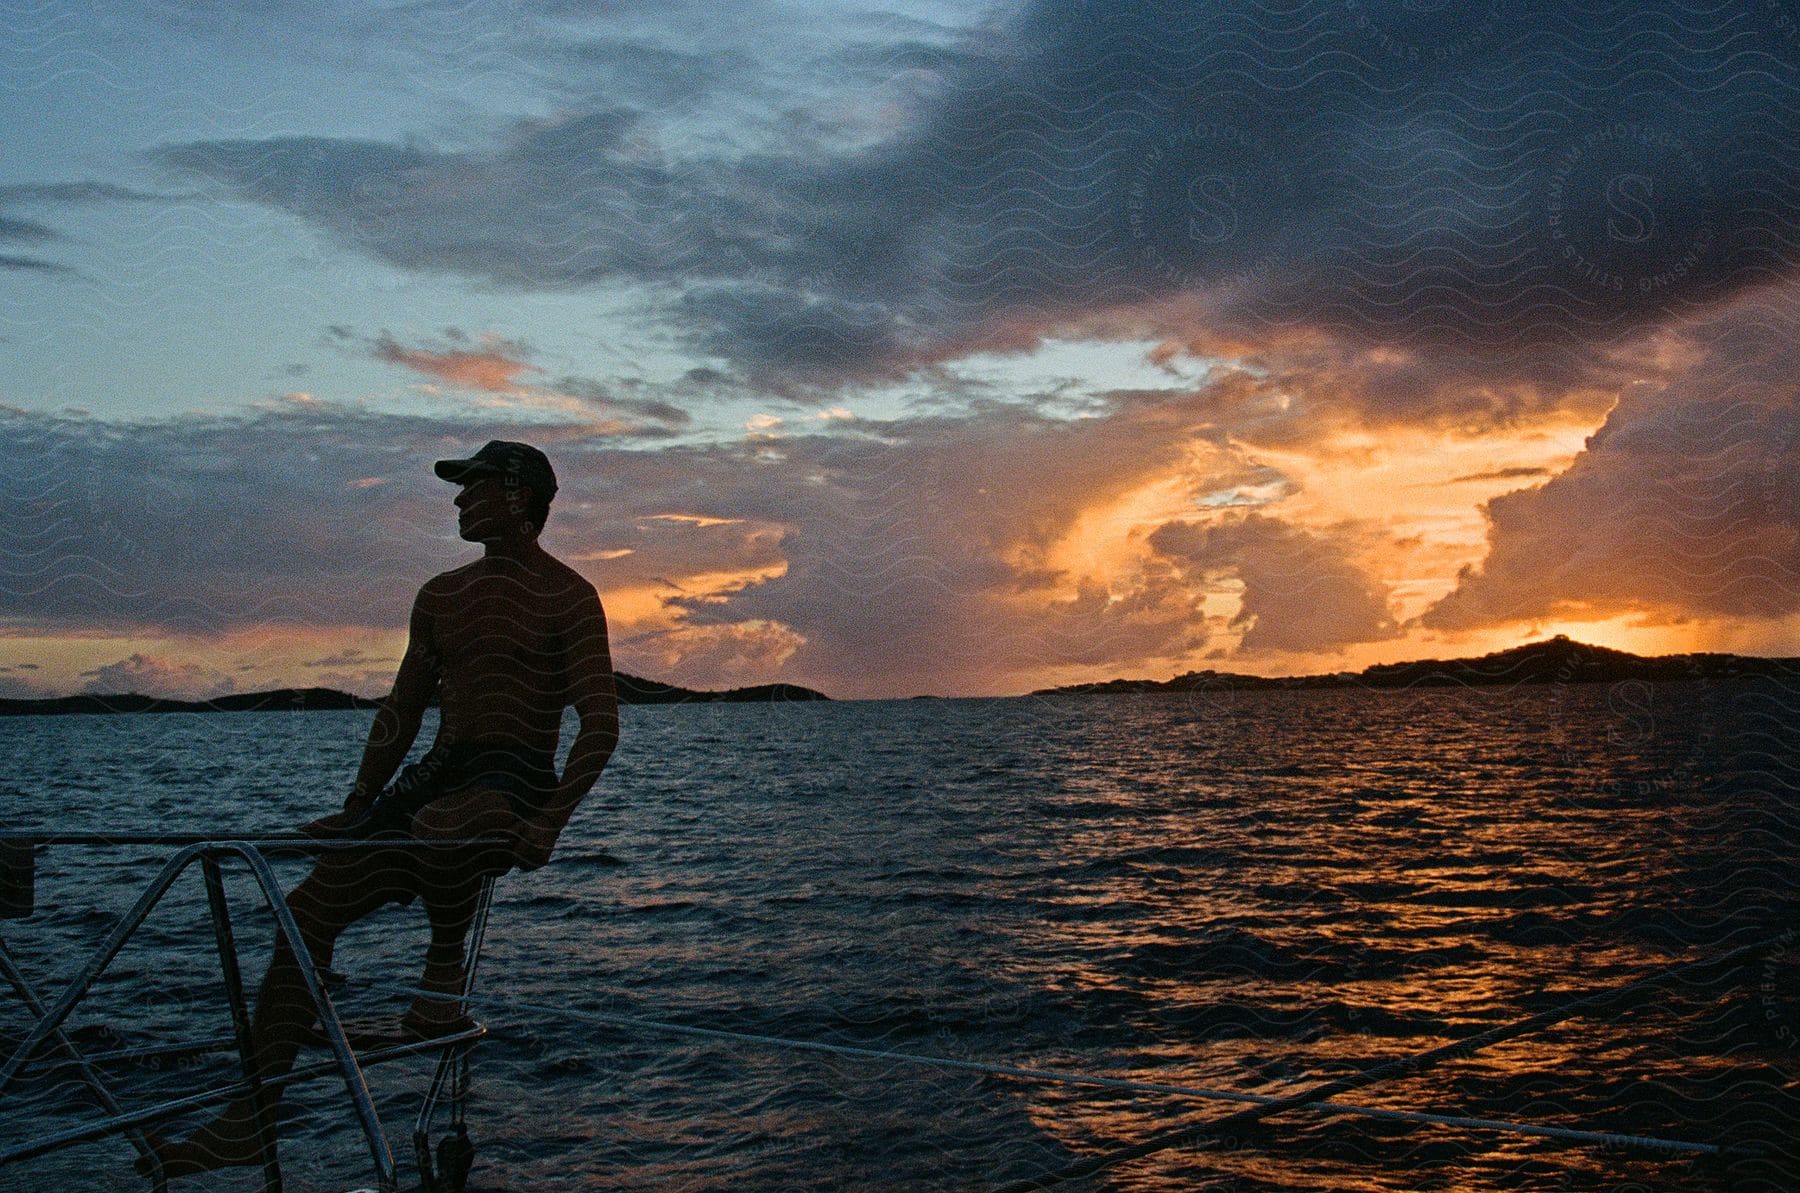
[2,3,1796,700]
[11,634,1794,705]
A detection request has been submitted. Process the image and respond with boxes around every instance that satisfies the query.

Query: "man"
[143,441,619,1178]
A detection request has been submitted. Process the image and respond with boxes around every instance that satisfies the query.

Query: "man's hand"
[343,783,377,816]
[510,816,561,872]
[300,809,365,839]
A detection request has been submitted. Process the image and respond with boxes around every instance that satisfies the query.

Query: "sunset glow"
[0,2,1793,700]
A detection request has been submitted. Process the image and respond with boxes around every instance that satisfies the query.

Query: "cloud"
[150,1,1797,388]
[1448,467,1552,485]
[645,402,1221,694]
[0,255,75,275]
[333,327,690,430]
[79,653,235,700]
[1121,318,1637,444]
[329,325,537,389]
[1426,288,1800,629]
[623,620,805,688]
[0,663,49,700]
[153,118,724,290]
[0,403,488,637]
[0,380,1243,694]
[557,37,754,111]
[304,647,396,670]
[604,512,789,592]
[550,377,692,430]
[1150,514,1399,653]
[1,271,1792,698]
[0,216,59,243]
[370,331,539,392]
[0,182,165,206]
[0,180,171,277]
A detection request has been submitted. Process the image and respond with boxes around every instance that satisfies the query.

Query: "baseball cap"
[433,441,558,500]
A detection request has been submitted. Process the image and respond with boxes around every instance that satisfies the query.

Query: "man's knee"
[277,896,335,961]
[283,853,409,943]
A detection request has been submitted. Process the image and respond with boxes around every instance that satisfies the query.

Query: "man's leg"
[401,881,483,1035]
[141,846,417,1177]
[403,789,520,1034]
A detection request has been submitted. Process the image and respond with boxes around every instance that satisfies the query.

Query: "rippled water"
[3,680,1797,1191]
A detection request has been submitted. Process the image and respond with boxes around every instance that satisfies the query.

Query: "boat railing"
[0,832,498,1193]
[4,835,1780,1188]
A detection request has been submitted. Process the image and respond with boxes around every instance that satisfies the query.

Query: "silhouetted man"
[144,441,618,1177]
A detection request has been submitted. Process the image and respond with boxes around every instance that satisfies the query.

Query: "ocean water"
[1,680,1797,1192]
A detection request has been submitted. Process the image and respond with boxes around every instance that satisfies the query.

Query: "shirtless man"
[143,441,619,1178]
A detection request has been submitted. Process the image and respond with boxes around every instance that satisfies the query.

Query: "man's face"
[453,476,515,542]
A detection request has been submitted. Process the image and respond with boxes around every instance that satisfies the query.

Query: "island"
[0,672,830,717]
[1032,636,1799,696]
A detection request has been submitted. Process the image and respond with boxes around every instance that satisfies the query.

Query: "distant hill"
[0,687,382,718]
[1032,636,1799,696]
[611,674,830,705]
[0,672,829,718]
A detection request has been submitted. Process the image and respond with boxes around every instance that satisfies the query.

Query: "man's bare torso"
[421,554,599,760]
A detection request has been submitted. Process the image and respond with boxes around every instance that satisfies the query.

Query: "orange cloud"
[372,333,537,392]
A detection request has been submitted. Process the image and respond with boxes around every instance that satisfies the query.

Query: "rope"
[0,832,508,850]
[352,978,1725,1161]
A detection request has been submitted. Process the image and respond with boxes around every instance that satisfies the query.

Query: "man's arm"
[343,590,443,815]
[538,587,619,834]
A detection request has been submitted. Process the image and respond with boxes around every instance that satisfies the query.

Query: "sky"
[1,0,1796,700]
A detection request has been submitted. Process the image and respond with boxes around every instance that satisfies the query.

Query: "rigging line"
[0,832,508,850]
[351,978,1721,1158]
[990,936,1773,1192]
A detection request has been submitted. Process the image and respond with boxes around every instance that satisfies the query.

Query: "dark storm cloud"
[1134,321,1636,439]
[1426,288,1800,628]
[152,118,746,290]
[931,0,1798,342]
[675,283,925,383]
[153,0,1797,383]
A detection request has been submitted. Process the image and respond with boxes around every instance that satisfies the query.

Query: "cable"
[352,977,1726,1161]
[990,937,1772,1191]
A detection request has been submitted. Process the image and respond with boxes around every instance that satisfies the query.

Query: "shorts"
[346,739,558,839]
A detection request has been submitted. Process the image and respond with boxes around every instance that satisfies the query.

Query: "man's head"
[434,441,558,538]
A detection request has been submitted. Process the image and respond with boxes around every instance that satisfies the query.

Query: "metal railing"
[0,834,496,1192]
